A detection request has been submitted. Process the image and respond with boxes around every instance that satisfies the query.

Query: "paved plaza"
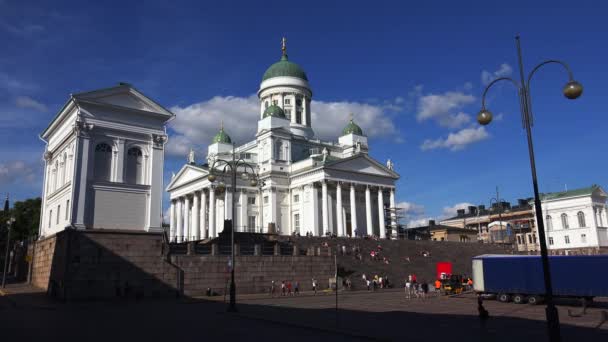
[1,284,606,341]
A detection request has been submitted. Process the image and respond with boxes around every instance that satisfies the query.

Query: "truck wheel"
[498,293,511,303]
[512,294,525,304]
[527,295,541,305]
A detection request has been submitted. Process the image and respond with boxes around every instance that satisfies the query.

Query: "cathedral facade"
[167,42,400,241]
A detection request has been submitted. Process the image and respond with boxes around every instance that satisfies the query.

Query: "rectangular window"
[264,196,269,204]
[528,234,532,244]
[57,205,60,224]
[49,210,52,228]
[564,235,570,244]
[294,213,300,232]
[533,235,537,243]
[248,216,256,231]
[581,234,587,243]
[66,200,70,220]
[549,237,554,245]
[293,194,299,203]
[247,197,256,205]
[285,99,291,105]
[517,236,522,245]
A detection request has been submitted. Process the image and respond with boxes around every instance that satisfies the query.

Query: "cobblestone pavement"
[1,284,607,341]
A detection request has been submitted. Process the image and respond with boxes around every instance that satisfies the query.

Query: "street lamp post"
[489,186,505,244]
[477,36,583,342]
[2,217,15,288]
[207,143,260,312]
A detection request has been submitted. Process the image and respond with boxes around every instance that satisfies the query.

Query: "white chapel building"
[166,42,400,242]
[39,83,173,237]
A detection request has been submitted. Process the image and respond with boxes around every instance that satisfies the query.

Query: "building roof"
[539,184,605,201]
[263,104,286,118]
[342,118,363,136]
[212,127,232,144]
[262,55,308,82]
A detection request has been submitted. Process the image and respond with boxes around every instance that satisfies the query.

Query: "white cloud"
[15,96,47,112]
[167,95,401,157]
[0,22,44,36]
[416,91,475,128]
[0,160,38,186]
[481,63,513,85]
[442,202,475,218]
[420,126,489,151]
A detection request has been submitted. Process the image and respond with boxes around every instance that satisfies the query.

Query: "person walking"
[294,281,300,295]
[312,278,317,295]
[421,281,429,300]
[287,281,292,296]
[281,281,286,296]
[270,280,276,297]
[366,279,371,291]
[435,279,442,296]
[405,278,412,299]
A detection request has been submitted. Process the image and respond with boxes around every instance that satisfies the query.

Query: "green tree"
[0,197,41,242]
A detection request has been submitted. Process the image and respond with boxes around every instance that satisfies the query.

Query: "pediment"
[73,84,173,117]
[326,155,398,178]
[166,164,208,191]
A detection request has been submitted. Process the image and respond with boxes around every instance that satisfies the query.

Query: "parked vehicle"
[472,254,608,304]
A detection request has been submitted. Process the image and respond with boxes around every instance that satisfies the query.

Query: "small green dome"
[263,104,286,118]
[212,127,232,144]
[262,55,308,82]
[342,118,363,136]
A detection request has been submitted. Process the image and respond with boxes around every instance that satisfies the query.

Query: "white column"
[209,187,216,238]
[114,138,125,183]
[201,190,208,239]
[184,195,190,241]
[378,188,386,239]
[259,189,264,233]
[311,185,320,236]
[365,186,373,236]
[336,182,344,237]
[239,190,247,232]
[322,180,329,236]
[176,198,183,242]
[350,184,358,237]
[169,200,176,242]
[224,188,229,220]
[390,188,397,239]
[192,192,200,240]
[299,186,305,234]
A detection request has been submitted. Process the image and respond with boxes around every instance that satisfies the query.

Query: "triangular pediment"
[166,164,208,191]
[325,154,399,178]
[74,84,173,117]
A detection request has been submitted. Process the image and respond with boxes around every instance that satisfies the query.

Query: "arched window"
[561,213,569,229]
[126,147,143,184]
[546,215,553,231]
[60,152,67,185]
[577,211,586,228]
[94,143,112,181]
[53,161,59,191]
[275,141,283,160]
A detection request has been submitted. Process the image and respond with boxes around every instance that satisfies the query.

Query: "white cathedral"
[166,41,400,242]
[37,40,399,241]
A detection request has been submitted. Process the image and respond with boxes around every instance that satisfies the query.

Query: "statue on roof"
[187,148,196,164]
[386,159,394,170]
[322,147,328,162]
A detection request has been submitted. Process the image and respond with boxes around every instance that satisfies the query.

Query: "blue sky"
[1,0,607,225]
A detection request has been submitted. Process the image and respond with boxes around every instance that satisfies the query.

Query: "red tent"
[436,262,452,280]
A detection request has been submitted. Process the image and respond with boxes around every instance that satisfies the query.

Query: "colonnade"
[319,181,396,238]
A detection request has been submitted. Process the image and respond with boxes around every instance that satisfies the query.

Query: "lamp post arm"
[481,77,521,110]
[526,59,575,90]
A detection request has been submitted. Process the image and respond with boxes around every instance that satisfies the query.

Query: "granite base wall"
[172,255,335,297]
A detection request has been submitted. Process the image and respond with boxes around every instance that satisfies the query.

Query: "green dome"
[263,104,286,118]
[342,118,363,136]
[262,55,308,82]
[212,127,232,144]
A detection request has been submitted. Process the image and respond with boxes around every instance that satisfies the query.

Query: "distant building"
[411,220,477,242]
[440,199,538,253]
[537,185,608,255]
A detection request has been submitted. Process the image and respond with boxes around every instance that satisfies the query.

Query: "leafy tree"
[0,197,41,242]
